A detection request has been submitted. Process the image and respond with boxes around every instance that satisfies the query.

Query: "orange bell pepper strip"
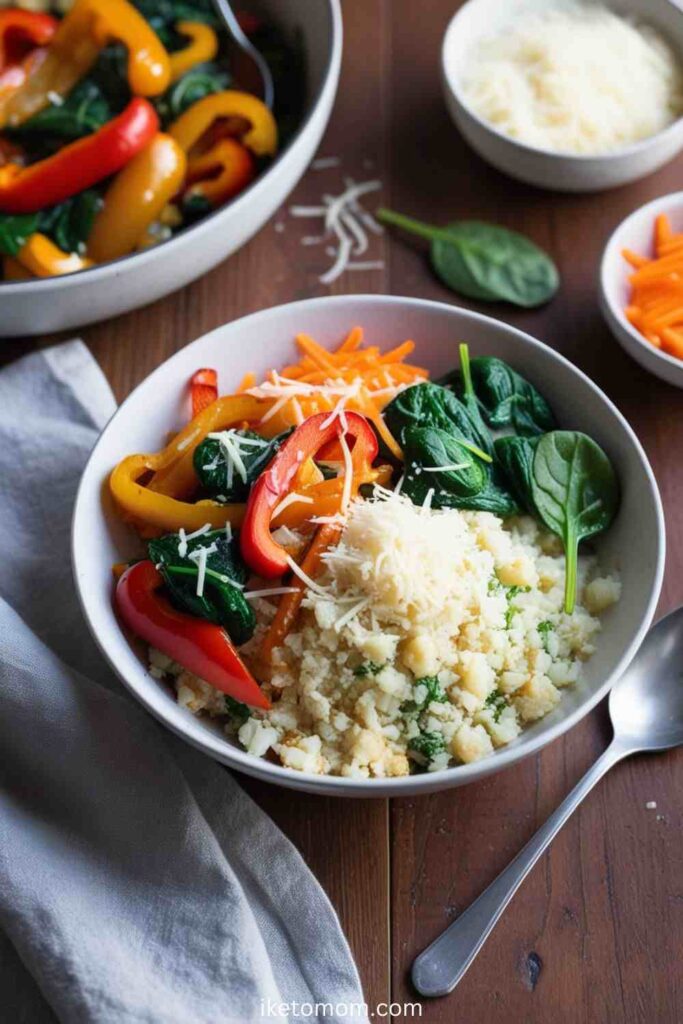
[184,137,255,205]
[169,90,277,157]
[87,133,186,262]
[0,0,170,129]
[16,234,93,277]
[0,97,159,213]
[168,21,218,82]
[261,521,342,664]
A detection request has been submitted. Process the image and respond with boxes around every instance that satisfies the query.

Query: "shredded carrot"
[261,522,342,664]
[237,371,256,392]
[338,326,364,352]
[622,213,683,358]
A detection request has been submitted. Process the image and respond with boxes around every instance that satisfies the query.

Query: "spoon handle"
[412,740,629,997]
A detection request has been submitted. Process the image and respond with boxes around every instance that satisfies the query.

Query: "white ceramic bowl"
[72,295,665,797]
[441,0,683,193]
[0,0,342,338]
[600,192,683,389]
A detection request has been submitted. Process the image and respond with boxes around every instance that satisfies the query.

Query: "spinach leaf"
[457,343,496,457]
[471,357,555,436]
[38,191,101,255]
[155,63,231,124]
[376,209,559,308]
[530,432,619,614]
[494,435,540,513]
[402,425,487,501]
[0,213,39,257]
[193,428,292,502]
[402,425,518,516]
[148,529,256,645]
[12,79,112,140]
[133,0,219,33]
[383,381,491,458]
[224,695,250,725]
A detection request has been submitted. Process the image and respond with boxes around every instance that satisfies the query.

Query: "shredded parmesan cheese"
[457,1,683,155]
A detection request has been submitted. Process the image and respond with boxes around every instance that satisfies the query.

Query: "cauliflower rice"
[151,491,620,778]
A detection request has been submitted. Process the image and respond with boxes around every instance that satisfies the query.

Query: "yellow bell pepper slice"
[169,21,218,82]
[16,233,93,277]
[87,133,187,262]
[169,90,277,158]
[0,0,170,128]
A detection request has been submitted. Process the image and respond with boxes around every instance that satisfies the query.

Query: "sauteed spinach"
[392,345,619,613]
[148,528,255,644]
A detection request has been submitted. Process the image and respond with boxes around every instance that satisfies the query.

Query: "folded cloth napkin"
[0,341,367,1024]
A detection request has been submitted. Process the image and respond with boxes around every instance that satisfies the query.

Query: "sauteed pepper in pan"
[0,0,304,281]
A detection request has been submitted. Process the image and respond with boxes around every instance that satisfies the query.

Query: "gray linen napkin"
[0,341,368,1024]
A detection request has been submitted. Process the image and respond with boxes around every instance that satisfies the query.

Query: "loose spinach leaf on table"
[530,432,619,614]
[148,529,256,645]
[193,428,292,502]
[0,213,40,257]
[376,209,559,308]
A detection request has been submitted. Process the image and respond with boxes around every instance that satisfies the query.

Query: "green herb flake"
[408,731,446,767]
[484,689,508,723]
[224,695,250,724]
[401,675,448,714]
[353,661,384,678]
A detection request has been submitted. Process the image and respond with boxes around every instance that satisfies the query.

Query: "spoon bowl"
[609,605,683,753]
[412,605,683,997]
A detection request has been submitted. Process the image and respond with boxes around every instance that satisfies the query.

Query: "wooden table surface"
[7,1,683,1019]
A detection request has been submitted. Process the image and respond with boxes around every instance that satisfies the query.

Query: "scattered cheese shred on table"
[290,176,384,283]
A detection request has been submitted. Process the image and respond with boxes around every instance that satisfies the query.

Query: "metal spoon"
[212,0,274,109]
[412,605,683,998]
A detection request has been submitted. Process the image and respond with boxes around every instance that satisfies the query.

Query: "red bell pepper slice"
[0,10,57,69]
[240,411,378,579]
[0,96,159,214]
[116,560,270,710]
[190,368,218,418]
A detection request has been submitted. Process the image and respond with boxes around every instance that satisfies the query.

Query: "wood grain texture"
[3,0,682,1018]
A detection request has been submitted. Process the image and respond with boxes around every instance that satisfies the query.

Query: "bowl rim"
[600,190,683,373]
[441,0,683,165]
[72,294,666,794]
[0,0,343,294]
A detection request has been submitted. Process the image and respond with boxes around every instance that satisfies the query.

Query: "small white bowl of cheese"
[441,0,683,192]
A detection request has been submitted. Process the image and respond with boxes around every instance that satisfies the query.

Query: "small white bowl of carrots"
[600,193,683,388]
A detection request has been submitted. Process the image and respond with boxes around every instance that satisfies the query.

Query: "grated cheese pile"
[457,1,683,155]
[161,491,621,778]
